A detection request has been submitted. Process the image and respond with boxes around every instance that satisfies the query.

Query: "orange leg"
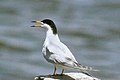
[53,66,56,75]
[61,69,64,75]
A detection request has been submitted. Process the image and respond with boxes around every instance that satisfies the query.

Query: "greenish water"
[0,0,120,80]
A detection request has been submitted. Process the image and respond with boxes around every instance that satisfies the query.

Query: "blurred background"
[0,0,120,80]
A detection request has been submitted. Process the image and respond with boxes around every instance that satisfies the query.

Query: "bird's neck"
[45,29,60,44]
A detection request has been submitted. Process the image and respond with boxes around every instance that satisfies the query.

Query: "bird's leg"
[60,69,64,75]
[53,66,56,76]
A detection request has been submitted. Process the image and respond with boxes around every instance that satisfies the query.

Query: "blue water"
[0,0,120,80]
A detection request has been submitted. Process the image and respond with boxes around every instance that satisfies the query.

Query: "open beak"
[31,20,42,27]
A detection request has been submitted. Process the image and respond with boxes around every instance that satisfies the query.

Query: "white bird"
[31,19,97,75]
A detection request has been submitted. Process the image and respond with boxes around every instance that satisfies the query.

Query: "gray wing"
[43,43,96,71]
[42,41,77,67]
[43,46,73,65]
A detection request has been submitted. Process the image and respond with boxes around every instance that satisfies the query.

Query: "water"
[0,0,120,80]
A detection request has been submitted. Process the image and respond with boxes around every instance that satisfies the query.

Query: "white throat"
[44,28,60,45]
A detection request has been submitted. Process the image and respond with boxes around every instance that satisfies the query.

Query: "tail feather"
[74,62,98,71]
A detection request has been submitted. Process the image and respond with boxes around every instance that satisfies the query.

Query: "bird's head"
[31,19,57,34]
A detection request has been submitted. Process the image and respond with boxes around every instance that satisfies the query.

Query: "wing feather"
[43,41,97,71]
